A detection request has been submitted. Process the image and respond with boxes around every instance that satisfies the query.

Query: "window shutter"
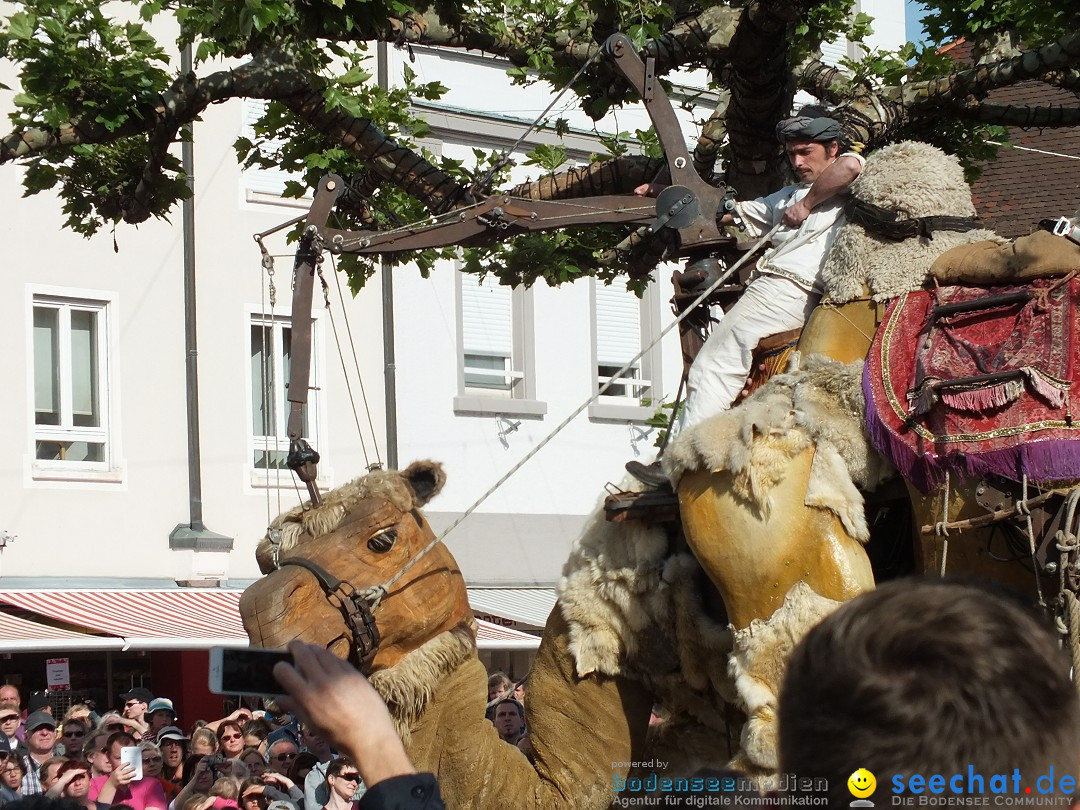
[461,275,512,358]
[242,100,294,196]
[595,278,640,368]
[819,35,849,67]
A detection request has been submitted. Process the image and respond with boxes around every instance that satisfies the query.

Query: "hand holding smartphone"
[119,746,143,781]
[208,646,293,697]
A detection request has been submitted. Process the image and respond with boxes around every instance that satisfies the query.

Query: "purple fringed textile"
[863,281,1080,493]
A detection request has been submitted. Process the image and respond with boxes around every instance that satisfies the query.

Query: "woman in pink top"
[321,759,360,810]
[90,732,168,810]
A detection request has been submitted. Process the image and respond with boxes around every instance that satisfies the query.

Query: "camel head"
[240,460,472,672]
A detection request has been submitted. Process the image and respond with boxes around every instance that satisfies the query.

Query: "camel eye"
[368,528,397,553]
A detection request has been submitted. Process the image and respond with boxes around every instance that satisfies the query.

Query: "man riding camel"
[627,105,864,488]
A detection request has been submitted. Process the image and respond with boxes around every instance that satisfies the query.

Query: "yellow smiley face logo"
[848,768,876,798]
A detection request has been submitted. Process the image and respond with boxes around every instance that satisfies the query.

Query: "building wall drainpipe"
[170,43,233,562]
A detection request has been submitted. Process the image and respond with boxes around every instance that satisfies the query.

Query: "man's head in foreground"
[779,579,1080,807]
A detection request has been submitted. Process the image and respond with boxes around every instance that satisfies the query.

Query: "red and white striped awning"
[0,589,246,650]
[0,610,124,652]
[475,618,540,650]
[0,589,541,652]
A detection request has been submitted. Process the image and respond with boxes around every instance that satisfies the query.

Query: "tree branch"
[693,89,730,180]
[1,50,465,217]
[966,102,1080,127]
[506,155,664,199]
[905,29,1080,110]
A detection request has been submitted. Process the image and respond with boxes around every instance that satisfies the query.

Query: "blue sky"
[905,0,928,45]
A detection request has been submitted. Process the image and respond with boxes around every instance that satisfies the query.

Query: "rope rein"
[357,221,785,609]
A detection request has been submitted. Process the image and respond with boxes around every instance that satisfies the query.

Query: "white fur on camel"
[663,354,893,542]
[823,141,1003,303]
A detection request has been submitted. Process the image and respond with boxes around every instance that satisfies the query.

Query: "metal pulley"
[647,185,700,234]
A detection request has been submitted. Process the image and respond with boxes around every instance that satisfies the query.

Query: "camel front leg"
[675,446,874,773]
[677,446,874,630]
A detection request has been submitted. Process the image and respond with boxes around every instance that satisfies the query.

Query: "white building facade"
[0,1,905,704]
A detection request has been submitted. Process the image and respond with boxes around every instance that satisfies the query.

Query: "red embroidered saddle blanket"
[864,278,1080,492]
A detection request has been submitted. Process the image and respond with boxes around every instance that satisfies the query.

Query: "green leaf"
[195,40,216,63]
[339,66,371,87]
[40,17,65,41]
[523,143,568,172]
[7,12,35,40]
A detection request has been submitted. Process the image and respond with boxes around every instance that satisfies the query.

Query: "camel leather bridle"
[275,556,382,669]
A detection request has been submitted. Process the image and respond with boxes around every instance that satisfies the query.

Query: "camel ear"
[401,460,447,507]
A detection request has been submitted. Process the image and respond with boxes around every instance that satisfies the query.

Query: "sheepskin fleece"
[728,582,844,772]
[369,621,476,745]
[823,141,1003,303]
[557,479,739,768]
[663,354,894,541]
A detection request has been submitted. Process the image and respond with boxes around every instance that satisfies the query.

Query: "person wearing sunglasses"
[0,704,23,760]
[264,739,298,776]
[215,722,245,760]
[322,759,362,810]
[58,718,89,757]
[140,740,181,803]
[156,726,190,788]
[82,730,113,779]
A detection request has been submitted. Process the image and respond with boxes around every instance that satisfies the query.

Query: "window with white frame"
[455,270,544,415]
[249,312,322,477]
[241,99,308,205]
[31,295,113,471]
[590,274,663,419]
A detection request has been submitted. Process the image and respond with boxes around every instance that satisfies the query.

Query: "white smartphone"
[207,646,293,697]
[119,745,143,781]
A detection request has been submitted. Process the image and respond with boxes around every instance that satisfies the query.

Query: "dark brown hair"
[779,578,1080,805]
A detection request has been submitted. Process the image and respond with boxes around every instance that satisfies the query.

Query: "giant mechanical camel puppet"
[241,137,1080,808]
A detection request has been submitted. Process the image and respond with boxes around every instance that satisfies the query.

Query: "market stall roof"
[0,588,542,651]
[468,587,555,628]
[0,609,124,652]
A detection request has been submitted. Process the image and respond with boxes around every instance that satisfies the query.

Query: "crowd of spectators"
[0,686,356,810]
[3,577,1075,810]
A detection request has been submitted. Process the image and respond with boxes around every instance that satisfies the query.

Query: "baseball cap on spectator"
[26,711,56,732]
[147,698,175,717]
[156,726,189,743]
[265,727,298,748]
[27,692,51,713]
[0,736,11,755]
[120,687,153,704]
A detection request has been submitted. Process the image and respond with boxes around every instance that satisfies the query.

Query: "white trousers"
[680,274,819,430]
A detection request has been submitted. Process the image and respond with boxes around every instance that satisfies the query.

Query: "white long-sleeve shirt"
[735,152,865,293]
